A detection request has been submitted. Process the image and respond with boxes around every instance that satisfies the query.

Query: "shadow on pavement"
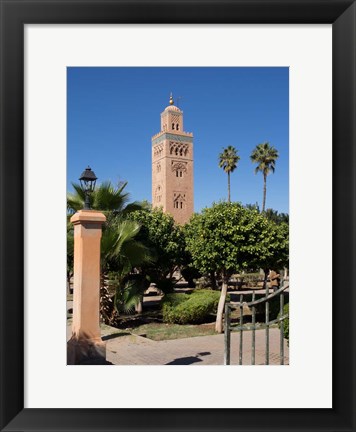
[79,358,114,365]
[102,332,130,341]
[166,356,203,365]
[165,351,211,365]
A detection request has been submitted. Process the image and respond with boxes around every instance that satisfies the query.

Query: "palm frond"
[250,142,279,175]
[218,146,240,174]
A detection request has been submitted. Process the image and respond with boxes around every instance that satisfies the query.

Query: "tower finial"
[169,92,174,105]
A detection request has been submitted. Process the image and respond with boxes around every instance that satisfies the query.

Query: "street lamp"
[79,166,97,210]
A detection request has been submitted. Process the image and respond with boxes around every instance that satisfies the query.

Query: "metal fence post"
[224,303,231,365]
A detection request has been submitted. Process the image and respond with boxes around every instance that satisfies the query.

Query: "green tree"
[130,207,186,292]
[256,220,289,280]
[185,202,288,333]
[218,146,240,203]
[250,142,279,212]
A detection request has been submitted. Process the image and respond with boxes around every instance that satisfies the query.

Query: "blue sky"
[67,67,289,214]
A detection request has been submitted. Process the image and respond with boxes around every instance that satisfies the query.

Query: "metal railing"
[224,280,289,365]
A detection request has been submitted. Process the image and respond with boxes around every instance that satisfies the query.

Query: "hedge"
[162,290,220,324]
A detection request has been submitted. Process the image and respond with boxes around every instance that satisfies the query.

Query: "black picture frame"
[1,0,355,431]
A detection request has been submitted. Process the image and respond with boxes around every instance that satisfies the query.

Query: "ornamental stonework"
[169,142,189,157]
[153,144,163,158]
[151,96,194,225]
[171,161,187,172]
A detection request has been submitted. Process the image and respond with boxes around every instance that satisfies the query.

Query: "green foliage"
[185,202,288,278]
[99,218,154,322]
[250,142,279,211]
[278,303,289,343]
[67,180,154,323]
[218,145,240,202]
[162,290,221,324]
[250,142,279,178]
[67,181,143,216]
[101,218,153,276]
[218,145,240,175]
[258,221,289,272]
[107,273,146,314]
[264,208,289,225]
[130,208,186,284]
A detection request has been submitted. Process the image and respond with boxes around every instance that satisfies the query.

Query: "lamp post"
[79,166,97,210]
[68,166,106,364]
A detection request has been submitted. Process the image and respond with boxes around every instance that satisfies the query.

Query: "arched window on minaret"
[174,194,185,210]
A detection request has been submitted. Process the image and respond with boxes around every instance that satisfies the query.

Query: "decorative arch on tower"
[155,185,163,203]
[169,142,189,157]
[171,161,187,178]
[154,144,163,158]
[173,193,186,209]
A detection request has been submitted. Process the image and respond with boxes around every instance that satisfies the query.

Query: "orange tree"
[185,202,288,333]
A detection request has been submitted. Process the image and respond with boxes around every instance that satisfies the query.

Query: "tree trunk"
[99,272,116,326]
[228,172,231,203]
[262,173,267,212]
[215,275,229,333]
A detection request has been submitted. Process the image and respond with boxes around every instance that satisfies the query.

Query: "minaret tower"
[152,94,194,224]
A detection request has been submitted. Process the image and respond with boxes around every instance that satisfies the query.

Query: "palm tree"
[67,180,142,217]
[250,142,279,212]
[218,146,240,202]
[100,218,154,324]
[67,181,151,323]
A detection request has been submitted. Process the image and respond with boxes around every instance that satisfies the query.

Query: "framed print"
[0,0,355,431]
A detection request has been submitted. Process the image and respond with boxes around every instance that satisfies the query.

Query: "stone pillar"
[67,209,106,365]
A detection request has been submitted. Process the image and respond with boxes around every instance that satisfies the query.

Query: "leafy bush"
[278,303,289,343]
[162,290,220,324]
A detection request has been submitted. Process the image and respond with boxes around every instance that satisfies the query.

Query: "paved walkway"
[67,319,289,366]
[105,328,288,365]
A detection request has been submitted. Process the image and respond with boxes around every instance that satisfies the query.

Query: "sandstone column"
[67,209,106,365]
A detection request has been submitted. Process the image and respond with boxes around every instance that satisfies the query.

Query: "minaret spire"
[169,92,174,105]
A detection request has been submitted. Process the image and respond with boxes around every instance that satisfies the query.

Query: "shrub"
[162,290,220,324]
[278,303,289,343]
